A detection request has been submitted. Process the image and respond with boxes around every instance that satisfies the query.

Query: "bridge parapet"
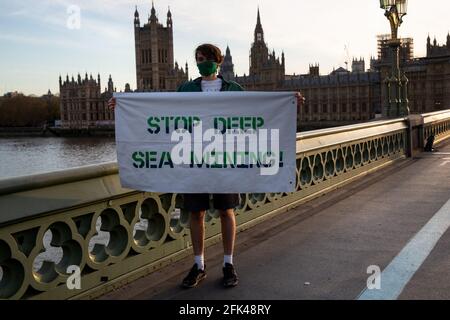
[0,110,449,300]
[423,110,450,146]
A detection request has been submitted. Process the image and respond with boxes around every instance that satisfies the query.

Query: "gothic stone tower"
[249,9,285,90]
[134,3,187,91]
[219,45,235,80]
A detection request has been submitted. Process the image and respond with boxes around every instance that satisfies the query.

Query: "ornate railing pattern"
[423,110,450,145]
[0,111,449,300]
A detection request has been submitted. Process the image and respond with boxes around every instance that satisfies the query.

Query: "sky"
[0,0,449,96]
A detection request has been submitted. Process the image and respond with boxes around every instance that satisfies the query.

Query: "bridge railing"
[0,110,449,300]
[422,110,450,145]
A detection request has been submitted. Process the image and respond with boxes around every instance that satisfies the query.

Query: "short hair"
[195,44,224,65]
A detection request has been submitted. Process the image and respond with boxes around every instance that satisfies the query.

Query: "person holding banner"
[108,43,305,290]
[177,44,244,289]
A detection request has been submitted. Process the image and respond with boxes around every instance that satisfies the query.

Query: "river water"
[0,137,117,179]
[0,137,155,274]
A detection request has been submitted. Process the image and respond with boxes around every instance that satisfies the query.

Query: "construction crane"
[344,44,350,70]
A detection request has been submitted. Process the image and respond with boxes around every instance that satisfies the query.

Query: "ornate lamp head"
[380,0,395,9]
[396,0,408,16]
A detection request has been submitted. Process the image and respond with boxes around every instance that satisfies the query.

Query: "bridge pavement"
[100,140,450,300]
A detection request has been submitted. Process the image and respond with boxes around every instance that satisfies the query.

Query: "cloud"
[1,0,129,40]
[1,0,450,95]
[6,8,29,17]
[0,33,85,49]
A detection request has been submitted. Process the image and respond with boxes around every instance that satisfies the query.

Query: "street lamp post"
[380,0,410,117]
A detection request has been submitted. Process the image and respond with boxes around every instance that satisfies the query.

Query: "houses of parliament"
[59,4,450,129]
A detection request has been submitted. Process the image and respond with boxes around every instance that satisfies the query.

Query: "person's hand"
[295,92,305,107]
[108,97,116,110]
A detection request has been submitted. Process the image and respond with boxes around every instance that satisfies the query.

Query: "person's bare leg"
[219,209,236,256]
[190,210,206,257]
[182,210,207,287]
[220,209,239,287]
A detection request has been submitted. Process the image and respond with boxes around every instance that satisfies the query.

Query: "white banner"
[114,91,297,193]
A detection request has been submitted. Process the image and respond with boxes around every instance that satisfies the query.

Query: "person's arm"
[295,92,305,107]
[234,82,244,91]
[108,97,116,110]
[176,82,186,92]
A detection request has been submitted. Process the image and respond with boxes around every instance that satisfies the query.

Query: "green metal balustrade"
[423,110,450,145]
[0,110,449,300]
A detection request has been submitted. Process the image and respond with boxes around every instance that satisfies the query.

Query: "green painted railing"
[423,110,450,145]
[0,110,449,300]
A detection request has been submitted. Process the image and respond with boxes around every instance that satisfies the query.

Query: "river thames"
[0,137,117,179]
[0,136,151,272]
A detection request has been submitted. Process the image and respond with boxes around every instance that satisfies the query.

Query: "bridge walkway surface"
[100,140,450,300]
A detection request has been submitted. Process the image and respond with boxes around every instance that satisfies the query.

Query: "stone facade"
[59,6,450,129]
[134,4,188,91]
[231,10,379,122]
[59,4,189,128]
[373,34,450,114]
[228,10,450,121]
[405,55,450,113]
[427,34,450,58]
[235,9,285,91]
[219,46,235,81]
[59,74,114,128]
[284,66,381,122]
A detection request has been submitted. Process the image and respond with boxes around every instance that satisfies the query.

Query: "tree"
[0,95,60,127]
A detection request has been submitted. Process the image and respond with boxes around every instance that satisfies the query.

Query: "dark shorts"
[183,193,240,212]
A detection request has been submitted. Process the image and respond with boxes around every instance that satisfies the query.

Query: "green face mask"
[197,61,218,77]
